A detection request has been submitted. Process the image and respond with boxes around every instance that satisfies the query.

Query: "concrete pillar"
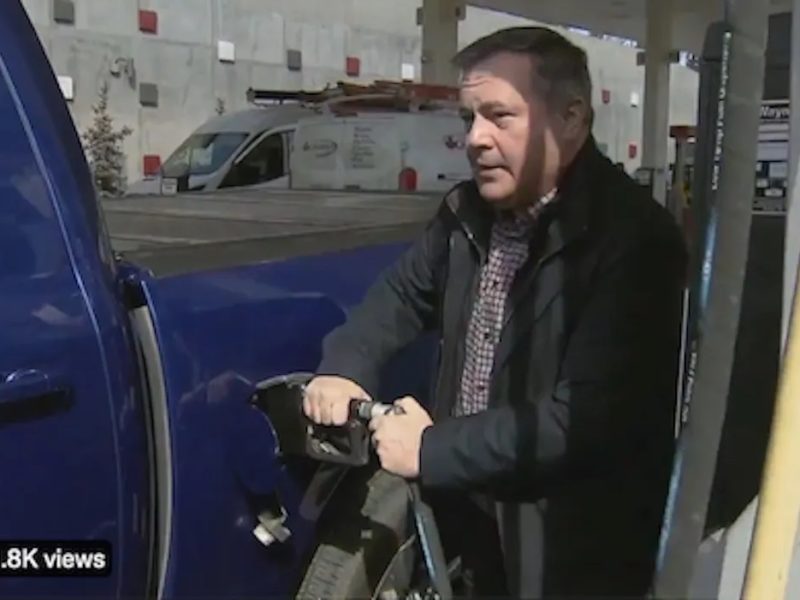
[641,0,674,205]
[419,0,462,86]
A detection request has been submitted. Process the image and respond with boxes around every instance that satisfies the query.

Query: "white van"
[290,110,472,192]
[128,104,315,195]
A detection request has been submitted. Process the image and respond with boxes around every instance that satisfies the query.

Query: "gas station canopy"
[470,0,792,53]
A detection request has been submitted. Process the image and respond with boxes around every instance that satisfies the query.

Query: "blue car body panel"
[139,246,434,598]
[0,2,435,597]
[0,2,150,597]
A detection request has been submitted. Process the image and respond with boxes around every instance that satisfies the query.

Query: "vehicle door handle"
[0,369,69,405]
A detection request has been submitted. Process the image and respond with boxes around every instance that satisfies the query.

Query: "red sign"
[139,10,158,34]
[346,56,360,77]
[143,155,161,176]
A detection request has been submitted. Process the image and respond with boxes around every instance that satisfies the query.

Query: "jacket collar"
[442,179,493,261]
[539,134,597,259]
[443,135,599,260]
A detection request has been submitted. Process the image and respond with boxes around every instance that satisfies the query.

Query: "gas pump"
[652,7,790,598]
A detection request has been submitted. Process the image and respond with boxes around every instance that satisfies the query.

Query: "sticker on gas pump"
[754,100,789,211]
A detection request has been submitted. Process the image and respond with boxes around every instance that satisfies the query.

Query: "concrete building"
[22,0,698,187]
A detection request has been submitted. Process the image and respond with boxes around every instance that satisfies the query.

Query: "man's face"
[459,52,564,210]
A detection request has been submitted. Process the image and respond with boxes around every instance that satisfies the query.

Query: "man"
[304,26,687,598]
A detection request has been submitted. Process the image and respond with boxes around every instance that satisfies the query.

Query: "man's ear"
[562,98,591,138]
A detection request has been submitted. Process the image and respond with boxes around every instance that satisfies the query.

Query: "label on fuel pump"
[754,99,789,214]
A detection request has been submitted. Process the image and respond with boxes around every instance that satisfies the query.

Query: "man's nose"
[467,114,492,150]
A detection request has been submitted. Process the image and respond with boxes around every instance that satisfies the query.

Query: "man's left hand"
[369,396,433,479]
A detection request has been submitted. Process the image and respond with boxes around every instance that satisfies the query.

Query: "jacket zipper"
[443,197,486,264]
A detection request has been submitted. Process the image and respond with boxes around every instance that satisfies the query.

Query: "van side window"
[220,133,285,188]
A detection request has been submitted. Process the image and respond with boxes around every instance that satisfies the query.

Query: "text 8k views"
[0,541,111,576]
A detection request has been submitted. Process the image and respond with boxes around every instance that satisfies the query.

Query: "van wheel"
[296,468,417,600]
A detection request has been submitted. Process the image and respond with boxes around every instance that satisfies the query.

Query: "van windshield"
[162,132,248,177]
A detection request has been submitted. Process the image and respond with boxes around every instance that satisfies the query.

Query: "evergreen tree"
[83,81,132,196]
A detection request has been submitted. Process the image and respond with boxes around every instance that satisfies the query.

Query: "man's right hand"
[302,375,371,426]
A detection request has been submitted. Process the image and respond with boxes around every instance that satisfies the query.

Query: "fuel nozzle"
[350,399,403,422]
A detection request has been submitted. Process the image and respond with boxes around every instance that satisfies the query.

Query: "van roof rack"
[245,86,343,105]
[246,80,460,113]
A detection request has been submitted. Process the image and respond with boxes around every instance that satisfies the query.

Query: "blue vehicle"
[0,3,438,598]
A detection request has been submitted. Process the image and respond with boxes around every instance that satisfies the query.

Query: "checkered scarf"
[455,191,557,416]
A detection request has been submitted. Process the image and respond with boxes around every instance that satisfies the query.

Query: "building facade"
[22,0,699,187]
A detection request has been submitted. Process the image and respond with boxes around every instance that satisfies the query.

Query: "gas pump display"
[754,99,790,214]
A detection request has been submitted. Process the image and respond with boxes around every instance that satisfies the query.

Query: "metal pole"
[651,0,769,596]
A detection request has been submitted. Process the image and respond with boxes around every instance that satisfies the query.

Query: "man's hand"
[369,396,433,479]
[303,375,370,426]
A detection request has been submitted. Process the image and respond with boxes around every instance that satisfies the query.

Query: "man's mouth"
[476,165,504,176]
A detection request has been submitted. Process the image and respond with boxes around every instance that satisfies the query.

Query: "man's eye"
[461,114,474,129]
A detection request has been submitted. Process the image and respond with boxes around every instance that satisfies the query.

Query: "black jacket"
[318,137,688,598]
